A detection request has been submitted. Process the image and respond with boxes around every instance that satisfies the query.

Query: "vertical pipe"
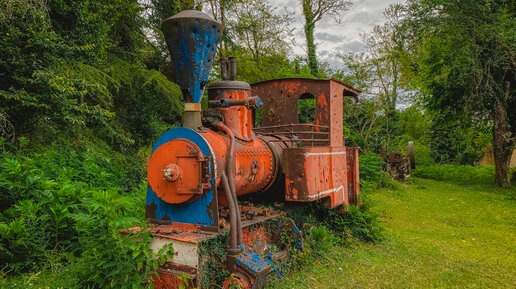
[217,122,242,245]
[221,172,238,250]
[220,58,229,80]
[228,56,237,80]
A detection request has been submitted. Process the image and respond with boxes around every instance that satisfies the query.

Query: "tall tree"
[204,0,293,83]
[339,5,409,149]
[363,5,407,117]
[148,0,197,28]
[339,53,383,151]
[394,0,516,187]
[205,0,240,53]
[229,0,293,65]
[301,0,352,76]
[360,5,410,147]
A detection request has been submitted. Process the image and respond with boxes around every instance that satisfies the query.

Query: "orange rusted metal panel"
[201,130,276,200]
[282,146,359,208]
[328,80,345,147]
[346,147,360,205]
[241,225,270,250]
[153,262,197,289]
[153,273,191,289]
[209,88,255,141]
[251,78,359,147]
[148,139,208,204]
[252,78,361,208]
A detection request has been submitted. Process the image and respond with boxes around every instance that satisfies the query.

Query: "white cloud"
[335,40,366,54]
[315,32,345,43]
[268,0,404,67]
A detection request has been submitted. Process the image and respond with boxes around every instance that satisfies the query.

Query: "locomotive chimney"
[161,10,223,129]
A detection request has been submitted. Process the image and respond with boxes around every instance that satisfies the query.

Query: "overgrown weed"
[0,138,165,288]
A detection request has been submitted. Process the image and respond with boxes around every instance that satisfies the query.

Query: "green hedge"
[413,164,516,185]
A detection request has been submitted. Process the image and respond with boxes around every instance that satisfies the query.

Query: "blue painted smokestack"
[162,10,223,105]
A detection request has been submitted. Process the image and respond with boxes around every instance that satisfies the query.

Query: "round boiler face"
[147,138,204,204]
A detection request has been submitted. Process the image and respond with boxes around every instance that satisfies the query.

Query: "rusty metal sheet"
[201,130,275,200]
[281,146,359,208]
[346,147,360,205]
[153,262,197,289]
[251,78,359,147]
[241,225,270,255]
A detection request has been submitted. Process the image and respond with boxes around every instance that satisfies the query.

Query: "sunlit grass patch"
[272,179,516,288]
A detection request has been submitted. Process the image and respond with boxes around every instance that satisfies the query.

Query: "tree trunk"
[305,24,318,76]
[220,1,227,53]
[302,0,318,76]
[493,98,514,188]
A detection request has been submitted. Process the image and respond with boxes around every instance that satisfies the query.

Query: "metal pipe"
[233,187,242,245]
[209,97,261,110]
[228,56,237,80]
[220,172,238,251]
[220,57,229,80]
[217,122,242,245]
[208,99,246,108]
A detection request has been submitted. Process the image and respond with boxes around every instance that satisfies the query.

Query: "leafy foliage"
[205,0,295,84]
[0,138,165,288]
[414,164,516,186]
[0,0,181,151]
[427,111,491,165]
[197,233,230,288]
[358,152,398,190]
[324,206,382,243]
[343,97,384,151]
[391,0,516,187]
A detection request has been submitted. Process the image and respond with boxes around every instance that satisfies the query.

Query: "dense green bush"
[279,203,383,282]
[359,152,385,182]
[428,112,492,165]
[414,164,516,185]
[391,136,434,166]
[304,225,342,258]
[359,152,398,189]
[284,201,383,247]
[0,0,181,151]
[324,205,382,243]
[0,138,165,288]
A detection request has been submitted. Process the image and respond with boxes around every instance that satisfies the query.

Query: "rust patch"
[282,147,358,208]
[251,78,358,148]
[153,262,198,289]
[146,202,158,220]
[242,225,270,253]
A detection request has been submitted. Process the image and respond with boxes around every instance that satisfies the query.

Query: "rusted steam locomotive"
[140,10,361,288]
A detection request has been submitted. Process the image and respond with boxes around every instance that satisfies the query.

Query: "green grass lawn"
[273,179,516,288]
[4,179,515,288]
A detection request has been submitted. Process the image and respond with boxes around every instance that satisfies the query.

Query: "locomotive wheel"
[408,141,416,169]
[223,272,251,288]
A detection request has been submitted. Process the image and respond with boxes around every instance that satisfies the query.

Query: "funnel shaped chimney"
[162,10,223,104]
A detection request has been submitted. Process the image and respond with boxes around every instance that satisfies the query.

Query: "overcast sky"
[268,0,404,67]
